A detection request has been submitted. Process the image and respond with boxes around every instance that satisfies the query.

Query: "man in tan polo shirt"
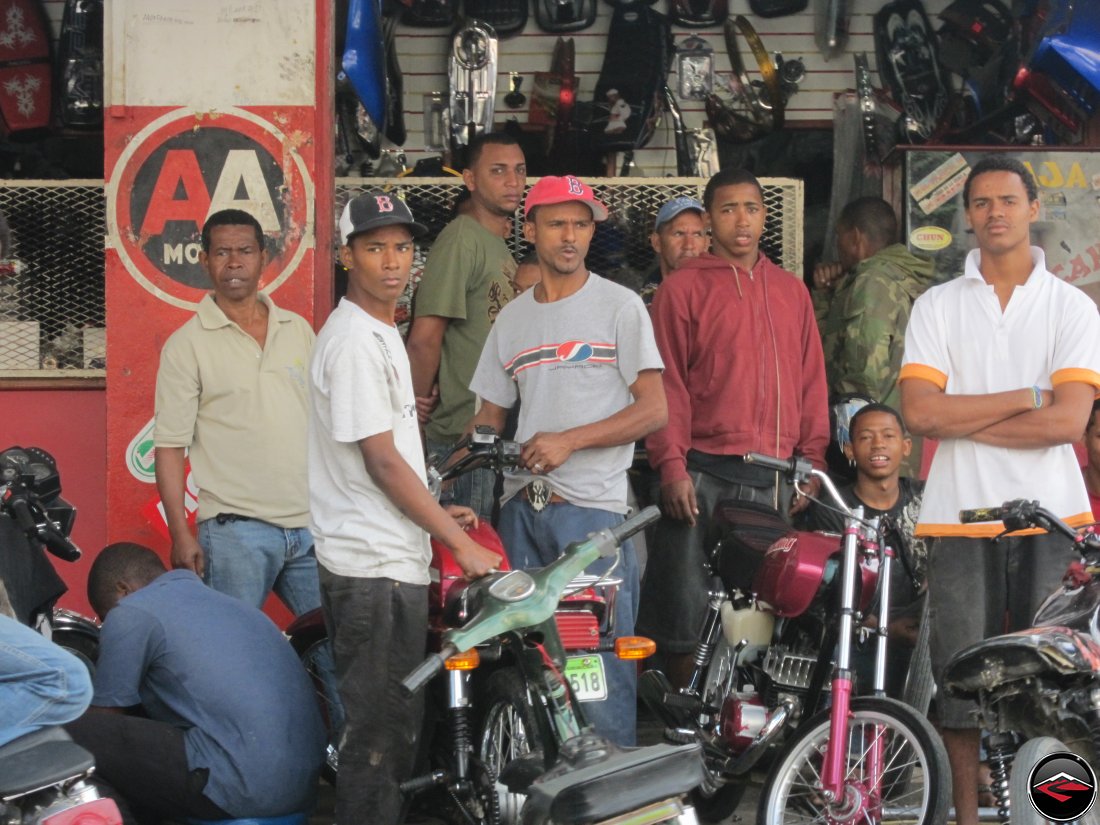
[154,209,319,620]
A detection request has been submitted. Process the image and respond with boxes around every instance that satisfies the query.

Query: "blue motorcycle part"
[342,0,387,129]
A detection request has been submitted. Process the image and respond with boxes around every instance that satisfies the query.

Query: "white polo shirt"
[900,247,1100,537]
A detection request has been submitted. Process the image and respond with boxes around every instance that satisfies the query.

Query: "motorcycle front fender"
[944,625,1100,699]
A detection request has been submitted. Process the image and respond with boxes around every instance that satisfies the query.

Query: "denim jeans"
[427,437,497,521]
[197,518,341,731]
[497,498,640,747]
[318,570,427,825]
[0,614,92,747]
[197,519,322,614]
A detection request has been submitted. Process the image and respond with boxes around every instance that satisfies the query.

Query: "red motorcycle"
[288,429,625,823]
[640,453,949,824]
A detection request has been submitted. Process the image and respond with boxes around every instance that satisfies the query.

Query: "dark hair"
[88,542,166,617]
[849,402,908,436]
[703,168,764,210]
[837,197,898,248]
[201,209,265,253]
[1088,399,1100,433]
[962,156,1039,208]
[465,132,522,170]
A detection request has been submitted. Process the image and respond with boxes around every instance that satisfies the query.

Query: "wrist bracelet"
[1031,385,1043,409]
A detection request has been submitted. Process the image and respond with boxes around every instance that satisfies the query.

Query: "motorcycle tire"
[901,596,934,716]
[294,636,340,785]
[1010,737,1100,825]
[478,667,541,825]
[757,696,950,825]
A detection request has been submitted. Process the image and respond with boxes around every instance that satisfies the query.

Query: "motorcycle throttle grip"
[8,497,38,535]
[611,505,661,544]
[958,506,1005,524]
[41,523,81,562]
[742,452,793,473]
[401,644,456,694]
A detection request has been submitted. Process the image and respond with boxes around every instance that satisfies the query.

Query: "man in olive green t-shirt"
[407,132,527,518]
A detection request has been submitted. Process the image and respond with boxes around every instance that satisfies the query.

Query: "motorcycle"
[639,452,950,824]
[944,499,1100,825]
[0,446,120,825]
[0,445,101,667]
[401,504,705,825]
[288,428,626,822]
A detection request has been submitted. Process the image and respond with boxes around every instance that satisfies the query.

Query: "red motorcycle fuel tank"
[753,531,878,617]
[429,522,509,616]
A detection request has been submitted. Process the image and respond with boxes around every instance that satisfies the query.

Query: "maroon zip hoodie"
[646,252,829,484]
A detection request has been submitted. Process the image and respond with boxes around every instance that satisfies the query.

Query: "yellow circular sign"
[910,226,952,251]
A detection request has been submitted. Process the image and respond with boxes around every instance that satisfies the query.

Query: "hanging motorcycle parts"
[401,0,458,27]
[505,73,527,108]
[342,0,388,130]
[447,19,499,148]
[382,14,407,146]
[589,3,673,154]
[748,0,807,18]
[814,0,850,60]
[676,35,714,100]
[671,0,728,29]
[706,15,786,144]
[873,0,949,143]
[464,0,529,36]
[535,0,597,33]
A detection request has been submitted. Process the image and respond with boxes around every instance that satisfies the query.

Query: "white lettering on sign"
[208,149,280,231]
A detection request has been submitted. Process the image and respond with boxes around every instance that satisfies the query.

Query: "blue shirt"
[93,570,325,816]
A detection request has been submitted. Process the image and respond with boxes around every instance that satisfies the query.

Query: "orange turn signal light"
[445,649,481,670]
[614,636,657,660]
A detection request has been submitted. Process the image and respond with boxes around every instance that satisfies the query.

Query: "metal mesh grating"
[335,176,804,336]
[0,180,106,377]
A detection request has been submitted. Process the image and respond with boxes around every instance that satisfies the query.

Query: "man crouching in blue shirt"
[67,542,325,824]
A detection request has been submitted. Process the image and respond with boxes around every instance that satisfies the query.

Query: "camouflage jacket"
[815,243,936,411]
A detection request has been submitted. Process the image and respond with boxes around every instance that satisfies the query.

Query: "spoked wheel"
[1010,737,1100,825]
[478,668,541,825]
[691,637,749,823]
[295,636,340,785]
[758,696,950,825]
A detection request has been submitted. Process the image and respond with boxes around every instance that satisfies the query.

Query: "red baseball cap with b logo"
[339,190,428,244]
[523,176,609,222]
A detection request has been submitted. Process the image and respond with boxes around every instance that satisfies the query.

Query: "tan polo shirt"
[154,293,315,527]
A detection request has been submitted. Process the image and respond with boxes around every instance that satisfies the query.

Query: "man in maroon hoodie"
[638,168,829,687]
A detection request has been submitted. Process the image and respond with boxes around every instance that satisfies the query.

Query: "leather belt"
[519,479,568,512]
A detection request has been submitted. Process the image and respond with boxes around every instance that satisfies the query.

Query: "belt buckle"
[526,479,553,512]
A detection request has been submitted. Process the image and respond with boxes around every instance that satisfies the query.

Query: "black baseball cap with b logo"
[339,190,428,245]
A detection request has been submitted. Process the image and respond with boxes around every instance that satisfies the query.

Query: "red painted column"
[102,5,333,622]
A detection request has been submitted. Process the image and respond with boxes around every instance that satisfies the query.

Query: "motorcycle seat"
[181,814,307,825]
[0,727,94,799]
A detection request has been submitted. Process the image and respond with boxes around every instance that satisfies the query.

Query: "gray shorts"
[928,532,1077,729]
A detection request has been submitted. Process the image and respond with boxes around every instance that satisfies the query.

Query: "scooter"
[402,505,705,825]
[945,499,1100,825]
[287,428,623,821]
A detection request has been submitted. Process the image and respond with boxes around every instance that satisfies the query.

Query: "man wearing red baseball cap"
[468,175,667,745]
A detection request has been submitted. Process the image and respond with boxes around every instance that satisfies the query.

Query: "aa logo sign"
[107,107,314,309]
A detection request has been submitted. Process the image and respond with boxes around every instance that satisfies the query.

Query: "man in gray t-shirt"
[469,175,667,746]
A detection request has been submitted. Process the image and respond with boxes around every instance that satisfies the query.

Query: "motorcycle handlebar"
[7,494,81,562]
[958,505,1012,524]
[401,644,457,695]
[611,505,661,546]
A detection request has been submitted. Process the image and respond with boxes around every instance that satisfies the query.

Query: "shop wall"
[384,0,953,174]
[4,388,105,618]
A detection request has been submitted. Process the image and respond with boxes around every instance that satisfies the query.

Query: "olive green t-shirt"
[415,214,517,441]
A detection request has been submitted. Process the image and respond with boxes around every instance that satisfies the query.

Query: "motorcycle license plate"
[565,654,607,702]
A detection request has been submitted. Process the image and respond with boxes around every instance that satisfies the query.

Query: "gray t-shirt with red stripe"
[471,273,663,512]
